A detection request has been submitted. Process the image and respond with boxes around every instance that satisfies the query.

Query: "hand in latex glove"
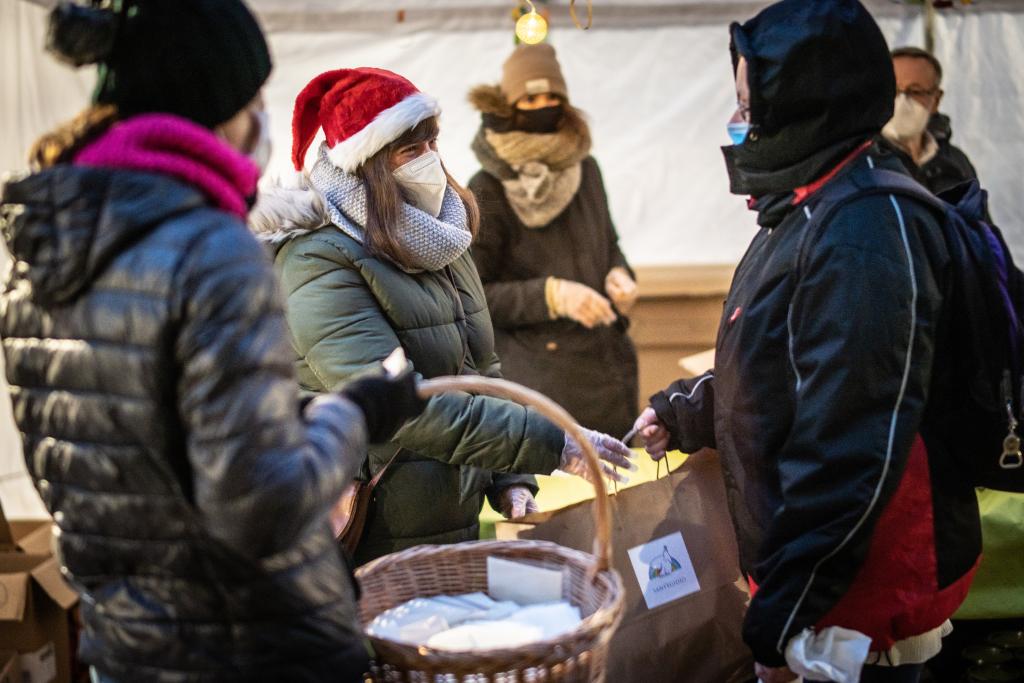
[754,663,799,683]
[605,267,638,314]
[498,486,539,519]
[634,407,671,461]
[560,427,636,483]
[340,371,425,443]
[546,278,617,329]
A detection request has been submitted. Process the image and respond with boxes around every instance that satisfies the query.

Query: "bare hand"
[634,407,670,460]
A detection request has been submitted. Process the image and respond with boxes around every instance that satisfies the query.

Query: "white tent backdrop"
[1,0,1023,516]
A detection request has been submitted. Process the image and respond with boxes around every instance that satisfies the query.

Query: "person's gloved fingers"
[633,407,658,432]
[641,424,664,441]
[599,462,630,484]
[511,497,527,519]
[525,496,540,514]
[645,438,669,461]
[593,438,637,472]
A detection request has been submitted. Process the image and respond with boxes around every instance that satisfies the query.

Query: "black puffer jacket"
[0,167,369,681]
[652,0,979,668]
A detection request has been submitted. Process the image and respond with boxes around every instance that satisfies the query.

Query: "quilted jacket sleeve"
[172,215,367,560]
[279,236,564,477]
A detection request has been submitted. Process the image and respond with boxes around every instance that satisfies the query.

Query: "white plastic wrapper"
[783,626,872,683]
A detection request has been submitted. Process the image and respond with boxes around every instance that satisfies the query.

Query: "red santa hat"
[291,67,441,173]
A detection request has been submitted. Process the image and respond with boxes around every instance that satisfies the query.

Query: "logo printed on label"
[525,78,551,95]
[628,531,700,610]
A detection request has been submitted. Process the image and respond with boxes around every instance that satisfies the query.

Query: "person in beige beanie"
[467,43,640,441]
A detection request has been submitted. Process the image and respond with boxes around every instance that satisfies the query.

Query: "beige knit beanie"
[501,43,569,105]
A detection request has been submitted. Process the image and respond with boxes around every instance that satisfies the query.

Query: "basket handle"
[417,375,613,572]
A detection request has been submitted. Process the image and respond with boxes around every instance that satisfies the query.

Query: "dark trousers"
[809,663,924,683]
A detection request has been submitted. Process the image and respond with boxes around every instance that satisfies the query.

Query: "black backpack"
[809,169,1024,492]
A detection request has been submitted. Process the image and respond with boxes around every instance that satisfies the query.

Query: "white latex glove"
[546,277,617,329]
[498,486,540,519]
[633,407,671,461]
[604,267,638,314]
[560,427,637,483]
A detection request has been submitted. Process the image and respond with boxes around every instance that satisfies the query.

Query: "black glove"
[339,372,426,443]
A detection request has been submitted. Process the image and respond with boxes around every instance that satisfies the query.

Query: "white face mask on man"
[882,93,931,142]
[393,151,447,217]
[248,110,273,176]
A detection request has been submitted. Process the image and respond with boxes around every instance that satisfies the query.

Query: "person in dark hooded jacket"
[634,1,980,681]
[0,2,424,681]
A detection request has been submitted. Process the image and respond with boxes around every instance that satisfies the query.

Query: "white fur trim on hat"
[326,92,441,173]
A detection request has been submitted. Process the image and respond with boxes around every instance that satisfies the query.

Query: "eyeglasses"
[897,87,939,101]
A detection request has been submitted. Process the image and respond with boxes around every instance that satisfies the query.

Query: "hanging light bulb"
[516,0,548,44]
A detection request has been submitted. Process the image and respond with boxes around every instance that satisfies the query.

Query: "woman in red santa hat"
[250,67,635,565]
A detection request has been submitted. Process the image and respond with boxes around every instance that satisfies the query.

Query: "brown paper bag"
[497,450,753,683]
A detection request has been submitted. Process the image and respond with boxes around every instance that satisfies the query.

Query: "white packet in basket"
[487,556,564,605]
[366,592,518,644]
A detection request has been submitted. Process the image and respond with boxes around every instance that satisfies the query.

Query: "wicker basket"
[356,375,626,682]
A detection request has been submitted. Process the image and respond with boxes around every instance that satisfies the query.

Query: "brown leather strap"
[367,447,401,489]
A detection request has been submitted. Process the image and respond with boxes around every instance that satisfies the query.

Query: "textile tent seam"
[17,0,1024,34]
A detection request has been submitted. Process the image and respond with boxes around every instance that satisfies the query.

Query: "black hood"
[723,0,895,196]
[1,166,204,306]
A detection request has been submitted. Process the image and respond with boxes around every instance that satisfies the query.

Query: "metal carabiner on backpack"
[1001,396,1023,470]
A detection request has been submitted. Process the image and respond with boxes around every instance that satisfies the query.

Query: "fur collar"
[248,173,331,247]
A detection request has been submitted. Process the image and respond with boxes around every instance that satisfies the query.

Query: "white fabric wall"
[1,0,1023,515]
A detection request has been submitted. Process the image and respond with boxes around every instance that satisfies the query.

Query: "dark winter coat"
[879,113,979,196]
[469,157,639,438]
[251,185,563,566]
[0,167,370,681]
[653,0,980,667]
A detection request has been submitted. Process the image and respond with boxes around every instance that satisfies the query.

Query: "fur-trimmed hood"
[248,174,331,248]
[468,84,515,121]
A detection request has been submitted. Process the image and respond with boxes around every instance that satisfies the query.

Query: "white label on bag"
[627,531,700,609]
[20,641,57,683]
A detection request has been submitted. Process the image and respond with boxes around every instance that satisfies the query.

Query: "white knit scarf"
[309,144,472,273]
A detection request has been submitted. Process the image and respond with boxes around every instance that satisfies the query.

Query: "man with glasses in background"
[880,46,980,195]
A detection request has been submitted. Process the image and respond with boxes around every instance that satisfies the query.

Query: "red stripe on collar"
[790,140,874,206]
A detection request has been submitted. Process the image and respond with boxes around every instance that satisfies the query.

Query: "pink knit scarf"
[75,114,259,218]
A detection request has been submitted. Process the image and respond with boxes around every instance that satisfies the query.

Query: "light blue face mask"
[727,121,750,146]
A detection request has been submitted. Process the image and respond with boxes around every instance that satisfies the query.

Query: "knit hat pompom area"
[291,68,441,174]
[47,0,272,129]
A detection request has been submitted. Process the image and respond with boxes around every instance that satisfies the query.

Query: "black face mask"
[514,105,564,134]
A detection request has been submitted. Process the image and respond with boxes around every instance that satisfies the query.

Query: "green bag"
[954,489,1024,620]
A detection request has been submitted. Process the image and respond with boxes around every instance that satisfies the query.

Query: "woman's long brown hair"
[357,117,480,270]
[30,104,119,170]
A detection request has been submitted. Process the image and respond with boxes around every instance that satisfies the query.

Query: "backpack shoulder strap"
[793,167,948,275]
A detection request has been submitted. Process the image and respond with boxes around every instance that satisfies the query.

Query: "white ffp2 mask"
[393,151,447,217]
[883,94,931,142]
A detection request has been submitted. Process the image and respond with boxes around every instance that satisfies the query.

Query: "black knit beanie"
[47,0,272,128]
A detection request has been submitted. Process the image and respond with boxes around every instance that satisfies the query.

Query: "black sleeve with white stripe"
[649,371,717,453]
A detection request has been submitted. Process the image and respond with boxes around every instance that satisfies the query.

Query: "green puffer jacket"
[251,184,564,565]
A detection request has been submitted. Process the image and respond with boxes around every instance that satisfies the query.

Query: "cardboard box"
[0,651,22,683]
[0,502,77,683]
